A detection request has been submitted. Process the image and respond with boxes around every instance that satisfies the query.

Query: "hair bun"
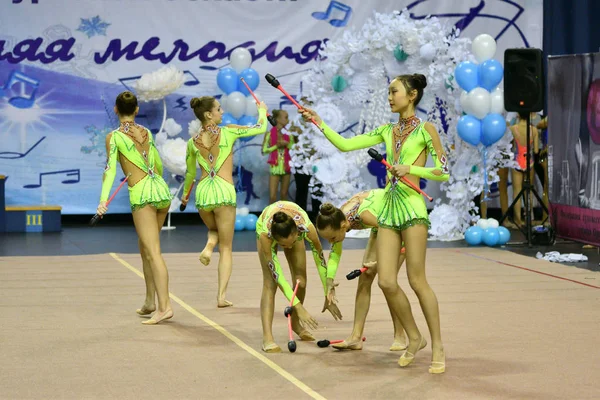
[319,203,336,216]
[413,74,427,89]
[273,211,288,224]
[190,97,200,109]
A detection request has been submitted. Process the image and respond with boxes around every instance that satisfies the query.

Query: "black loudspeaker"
[503,48,544,112]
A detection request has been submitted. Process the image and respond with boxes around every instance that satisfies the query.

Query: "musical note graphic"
[279,95,298,110]
[183,70,200,86]
[0,70,40,109]
[23,169,81,189]
[312,1,352,28]
[0,136,46,159]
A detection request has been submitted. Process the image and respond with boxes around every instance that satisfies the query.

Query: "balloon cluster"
[464,218,510,247]
[216,48,261,141]
[455,34,506,148]
[234,207,258,231]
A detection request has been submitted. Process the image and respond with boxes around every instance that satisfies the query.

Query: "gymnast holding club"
[255,200,343,353]
[298,74,448,373]
[181,95,268,308]
[94,91,174,325]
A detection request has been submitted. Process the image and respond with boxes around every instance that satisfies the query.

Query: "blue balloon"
[234,216,245,231]
[465,226,484,245]
[217,68,238,94]
[238,68,259,95]
[244,214,258,231]
[455,61,479,92]
[481,113,506,146]
[482,228,500,246]
[497,226,510,245]
[478,59,504,91]
[457,115,481,146]
[220,113,238,126]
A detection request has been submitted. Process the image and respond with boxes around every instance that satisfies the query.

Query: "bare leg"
[258,238,281,352]
[269,175,280,203]
[198,210,219,266]
[512,169,524,227]
[280,174,291,201]
[132,205,173,325]
[390,253,408,351]
[403,224,444,373]
[136,238,156,315]
[283,240,314,341]
[214,206,236,307]
[375,228,426,366]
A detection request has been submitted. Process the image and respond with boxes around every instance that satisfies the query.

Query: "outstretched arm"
[182,140,197,200]
[326,241,343,281]
[100,132,118,202]
[259,234,300,306]
[306,227,329,295]
[301,107,385,151]
[408,122,450,182]
[225,108,268,139]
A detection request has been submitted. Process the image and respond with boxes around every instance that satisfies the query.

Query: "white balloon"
[487,218,499,228]
[220,94,228,112]
[460,90,473,115]
[226,91,246,119]
[419,43,437,61]
[490,88,505,114]
[229,47,252,73]
[236,207,249,216]
[471,34,497,63]
[477,218,490,230]
[467,87,491,119]
[245,93,260,116]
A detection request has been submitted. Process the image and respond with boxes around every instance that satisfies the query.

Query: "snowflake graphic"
[81,125,113,165]
[77,16,110,38]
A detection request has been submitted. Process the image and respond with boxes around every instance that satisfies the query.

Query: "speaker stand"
[499,114,549,247]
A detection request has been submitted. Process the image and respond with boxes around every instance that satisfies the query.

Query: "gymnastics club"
[283,279,301,353]
[346,266,368,280]
[89,173,131,226]
[317,337,366,348]
[239,77,277,127]
[179,180,196,211]
[264,73,320,128]
[367,148,433,202]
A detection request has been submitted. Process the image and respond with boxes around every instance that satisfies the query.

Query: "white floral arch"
[295,9,514,240]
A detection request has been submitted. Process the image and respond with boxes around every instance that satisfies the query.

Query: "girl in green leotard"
[316,190,408,352]
[302,74,448,373]
[96,91,173,325]
[181,96,268,308]
[256,200,342,353]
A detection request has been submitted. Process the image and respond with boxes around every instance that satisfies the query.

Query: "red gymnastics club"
[317,337,366,348]
[283,279,301,353]
[239,77,277,127]
[89,173,131,226]
[264,73,320,128]
[367,148,433,202]
[179,180,196,212]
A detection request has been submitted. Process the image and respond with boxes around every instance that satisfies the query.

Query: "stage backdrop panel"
[547,52,600,246]
[0,0,542,214]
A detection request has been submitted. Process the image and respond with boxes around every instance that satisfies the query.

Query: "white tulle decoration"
[300,9,514,240]
[164,118,182,137]
[188,119,200,137]
[133,65,185,102]
[157,137,187,176]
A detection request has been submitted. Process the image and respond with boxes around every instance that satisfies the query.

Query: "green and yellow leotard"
[100,125,171,211]
[318,118,449,231]
[183,109,268,211]
[256,201,329,305]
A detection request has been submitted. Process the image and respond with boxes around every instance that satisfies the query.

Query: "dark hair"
[115,91,138,116]
[271,211,297,240]
[190,96,216,122]
[316,203,346,231]
[394,74,427,106]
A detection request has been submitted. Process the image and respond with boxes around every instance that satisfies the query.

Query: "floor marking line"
[457,251,600,289]
[109,252,326,400]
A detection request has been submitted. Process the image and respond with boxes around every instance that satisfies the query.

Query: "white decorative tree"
[299,9,514,240]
